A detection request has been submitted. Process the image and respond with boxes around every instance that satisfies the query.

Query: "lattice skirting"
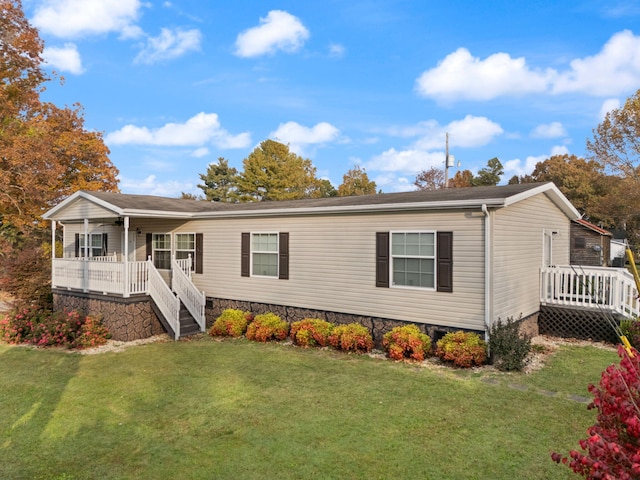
[539,305,621,343]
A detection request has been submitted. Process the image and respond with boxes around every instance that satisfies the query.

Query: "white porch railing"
[541,265,640,318]
[147,259,181,340]
[52,258,148,295]
[172,256,206,332]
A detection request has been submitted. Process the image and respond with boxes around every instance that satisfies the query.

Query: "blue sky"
[25,0,640,196]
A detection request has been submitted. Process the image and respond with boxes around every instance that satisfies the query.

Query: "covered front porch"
[50,214,206,340]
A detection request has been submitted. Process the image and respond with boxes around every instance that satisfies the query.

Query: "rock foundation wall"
[53,290,165,341]
[205,297,485,347]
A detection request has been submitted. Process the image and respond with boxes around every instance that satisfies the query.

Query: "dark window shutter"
[75,234,80,257]
[102,233,108,256]
[195,233,203,274]
[146,233,153,261]
[376,232,390,288]
[437,231,453,293]
[241,233,250,277]
[279,232,289,280]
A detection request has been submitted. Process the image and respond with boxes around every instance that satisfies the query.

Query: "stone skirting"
[53,290,165,342]
[205,297,484,347]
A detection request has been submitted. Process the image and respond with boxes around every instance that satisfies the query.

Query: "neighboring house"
[570,219,612,267]
[43,182,638,344]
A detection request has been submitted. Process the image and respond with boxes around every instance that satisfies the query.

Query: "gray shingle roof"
[87,182,552,214]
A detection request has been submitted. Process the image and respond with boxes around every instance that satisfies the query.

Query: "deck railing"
[172,256,206,332]
[541,265,640,318]
[52,258,148,295]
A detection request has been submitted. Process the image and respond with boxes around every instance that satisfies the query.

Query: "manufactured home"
[43,182,639,343]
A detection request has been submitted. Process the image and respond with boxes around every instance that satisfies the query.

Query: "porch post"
[83,218,89,292]
[123,216,130,298]
[51,221,56,288]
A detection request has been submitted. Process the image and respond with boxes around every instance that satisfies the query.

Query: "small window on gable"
[575,237,586,249]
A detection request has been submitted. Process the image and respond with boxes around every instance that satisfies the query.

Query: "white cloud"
[415,47,552,101]
[416,30,640,102]
[191,147,210,158]
[134,28,202,64]
[373,173,416,193]
[366,148,443,174]
[553,30,640,96]
[388,115,503,150]
[106,112,251,149]
[530,122,567,139]
[599,98,621,119]
[118,174,194,197]
[271,121,339,144]
[32,0,143,39]
[503,145,571,176]
[234,10,309,57]
[329,43,346,58]
[42,43,84,74]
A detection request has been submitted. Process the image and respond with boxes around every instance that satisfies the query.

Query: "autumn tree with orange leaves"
[0,0,119,305]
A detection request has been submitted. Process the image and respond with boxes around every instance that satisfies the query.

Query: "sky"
[22,0,640,196]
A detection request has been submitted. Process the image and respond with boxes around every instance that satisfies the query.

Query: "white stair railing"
[172,255,206,332]
[147,258,180,339]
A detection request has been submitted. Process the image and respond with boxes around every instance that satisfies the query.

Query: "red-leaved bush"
[290,318,334,347]
[245,313,289,342]
[328,323,373,353]
[435,331,487,368]
[383,324,432,361]
[209,309,253,337]
[0,307,110,349]
[551,345,640,479]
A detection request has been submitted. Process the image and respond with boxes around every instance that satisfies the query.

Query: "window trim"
[175,232,196,271]
[390,230,437,291]
[250,231,280,278]
[151,233,172,270]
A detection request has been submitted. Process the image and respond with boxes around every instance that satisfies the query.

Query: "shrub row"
[209,309,490,367]
[0,306,111,349]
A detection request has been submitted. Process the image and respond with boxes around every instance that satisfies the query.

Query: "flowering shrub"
[289,318,335,347]
[209,309,253,337]
[435,331,487,368]
[245,313,289,342]
[552,345,640,478]
[328,323,373,353]
[383,324,432,361]
[0,307,110,349]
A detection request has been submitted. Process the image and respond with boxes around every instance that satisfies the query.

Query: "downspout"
[482,204,492,341]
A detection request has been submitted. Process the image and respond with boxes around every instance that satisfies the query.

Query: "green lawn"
[0,336,619,480]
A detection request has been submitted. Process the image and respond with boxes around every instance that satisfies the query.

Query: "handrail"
[541,265,640,318]
[172,256,206,332]
[147,259,180,339]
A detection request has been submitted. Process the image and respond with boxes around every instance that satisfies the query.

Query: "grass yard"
[0,336,619,480]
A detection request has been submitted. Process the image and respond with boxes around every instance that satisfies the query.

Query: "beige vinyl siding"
[175,209,486,331]
[492,193,571,323]
[54,198,117,221]
[62,223,123,258]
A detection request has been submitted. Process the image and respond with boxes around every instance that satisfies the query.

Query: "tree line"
[193,139,376,202]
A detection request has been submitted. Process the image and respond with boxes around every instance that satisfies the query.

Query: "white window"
[153,234,171,269]
[79,233,104,257]
[391,232,435,289]
[175,233,196,269]
[252,233,278,277]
